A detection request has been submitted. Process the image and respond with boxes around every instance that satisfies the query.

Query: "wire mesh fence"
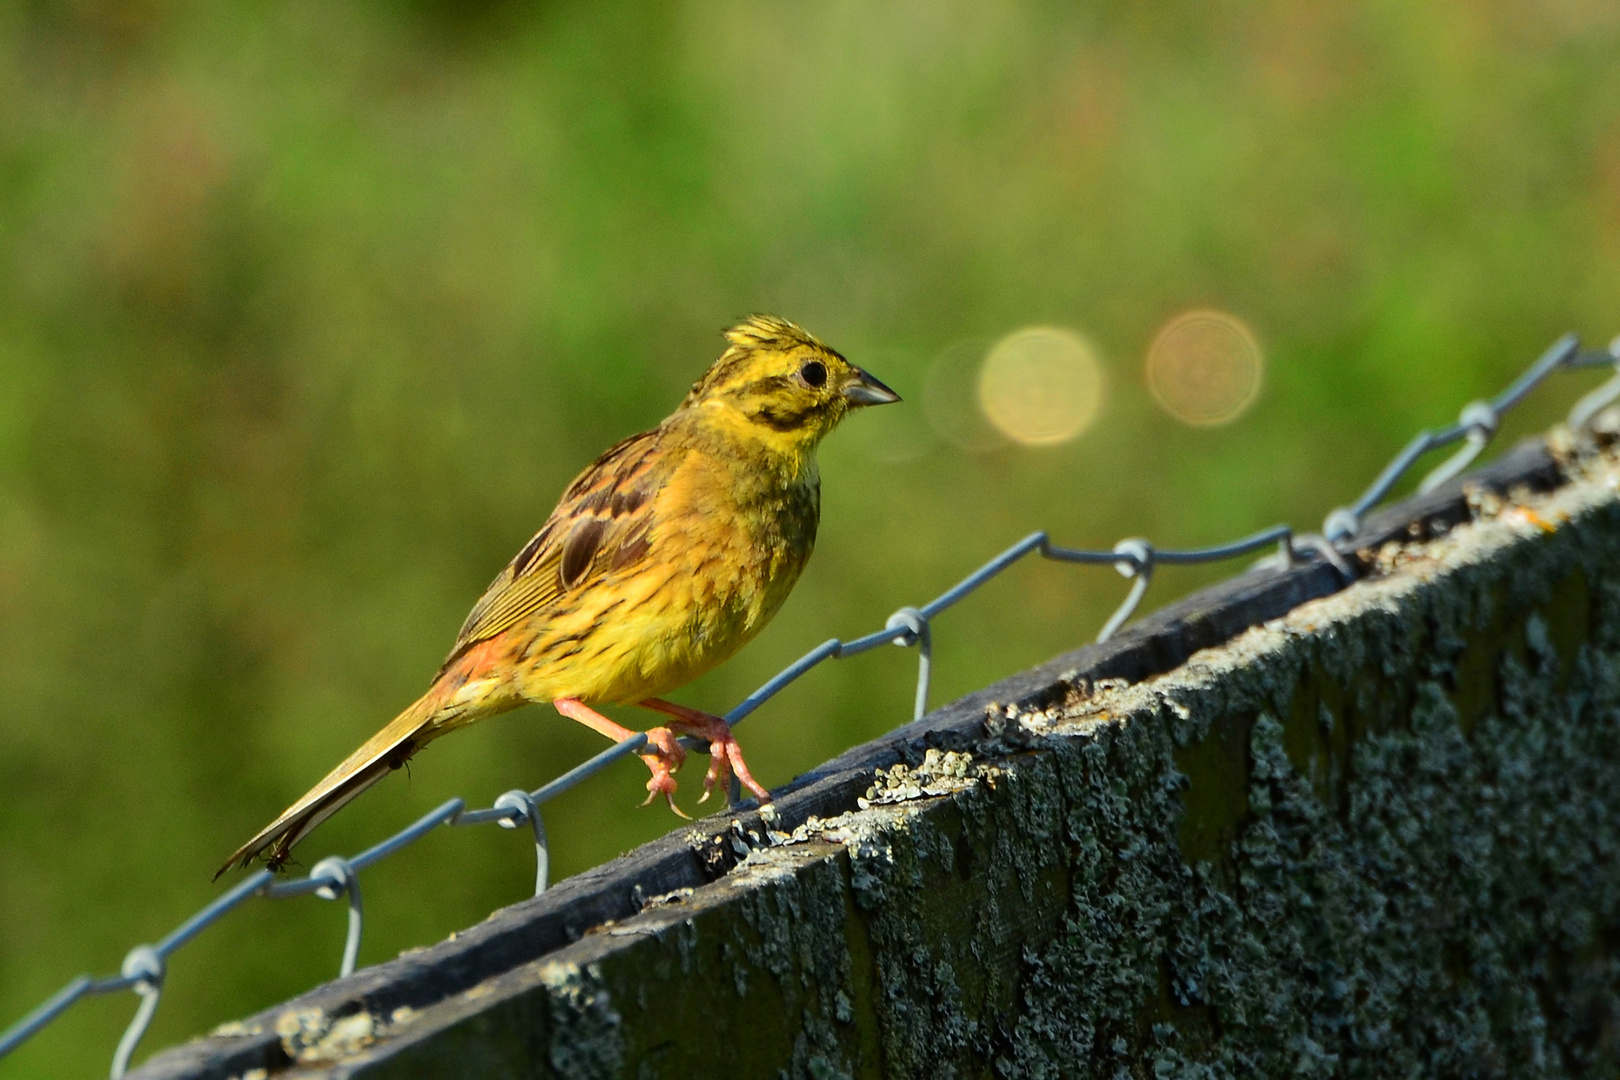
[4,332,1619,1078]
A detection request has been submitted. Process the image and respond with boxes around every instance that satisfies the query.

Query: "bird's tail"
[216,690,447,880]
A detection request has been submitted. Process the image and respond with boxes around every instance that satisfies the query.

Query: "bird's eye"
[799,359,827,388]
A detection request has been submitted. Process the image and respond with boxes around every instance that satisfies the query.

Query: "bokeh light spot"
[1145,310,1264,426]
[977,326,1105,446]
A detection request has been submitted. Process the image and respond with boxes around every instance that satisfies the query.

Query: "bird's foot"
[554,697,692,817]
[696,728,770,806]
[636,726,690,818]
[637,699,771,806]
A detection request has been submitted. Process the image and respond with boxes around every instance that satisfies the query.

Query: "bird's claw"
[639,784,691,819]
[698,746,734,804]
[699,730,770,806]
[626,711,771,813]
[636,727,690,818]
[638,763,691,819]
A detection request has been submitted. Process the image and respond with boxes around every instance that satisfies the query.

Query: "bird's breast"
[519,452,820,705]
[663,459,819,638]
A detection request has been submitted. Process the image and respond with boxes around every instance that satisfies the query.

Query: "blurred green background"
[3,1,1620,1074]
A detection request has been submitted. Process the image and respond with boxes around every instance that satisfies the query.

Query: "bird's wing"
[436,427,668,677]
[218,431,678,878]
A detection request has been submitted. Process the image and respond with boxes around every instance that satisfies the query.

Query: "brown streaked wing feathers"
[436,428,667,678]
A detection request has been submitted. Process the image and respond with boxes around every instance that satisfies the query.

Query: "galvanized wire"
[1321,334,1581,541]
[1,332,1612,1077]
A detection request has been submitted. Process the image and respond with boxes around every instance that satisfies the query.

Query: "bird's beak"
[842,368,901,407]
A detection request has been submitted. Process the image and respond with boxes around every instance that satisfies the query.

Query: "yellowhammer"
[221,315,898,876]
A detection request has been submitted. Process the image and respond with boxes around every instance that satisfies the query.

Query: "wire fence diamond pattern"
[4,332,1619,1077]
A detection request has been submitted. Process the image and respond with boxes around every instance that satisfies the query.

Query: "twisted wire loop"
[885,607,932,720]
[1324,333,1581,544]
[1419,401,1499,493]
[492,790,548,896]
[109,946,163,1079]
[1569,335,1620,431]
[310,858,364,978]
[2,331,1611,1075]
[1099,539,1153,643]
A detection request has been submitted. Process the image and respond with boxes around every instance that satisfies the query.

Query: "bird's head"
[676,315,900,456]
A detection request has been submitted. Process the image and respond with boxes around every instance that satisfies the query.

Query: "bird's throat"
[677,401,823,486]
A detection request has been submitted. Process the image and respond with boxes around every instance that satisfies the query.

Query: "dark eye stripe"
[741,374,795,397]
[752,404,813,431]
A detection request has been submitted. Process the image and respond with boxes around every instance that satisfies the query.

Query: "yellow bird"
[220,315,899,876]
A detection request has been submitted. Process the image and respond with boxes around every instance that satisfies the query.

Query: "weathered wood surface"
[133,437,1610,1079]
